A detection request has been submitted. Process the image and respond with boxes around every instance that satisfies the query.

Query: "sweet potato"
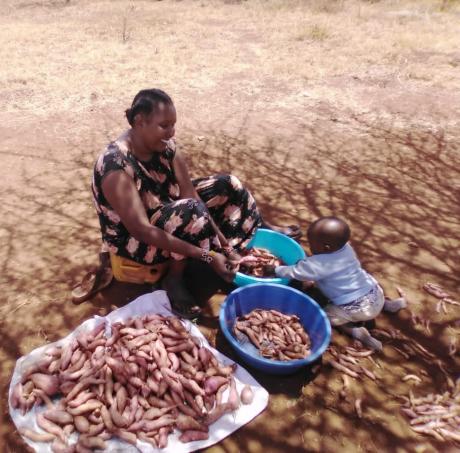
[240,384,254,405]
[50,439,75,453]
[36,413,66,443]
[100,405,114,431]
[158,426,170,448]
[195,394,206,414]
[143,406,175,420]
[158,379,168,398]
[30,373,59,396]
[168,352,180,371]
[87,422,105,437]
[115,429,137,445]
[138,432,158,447]
[179,429,209,443]
[170,390,197,417]
[183,389,203,415]
[79,435,107,450]
[110,402,128,428]
[67,390,95,408]
[63,424,74,436]
[215,383,229,406]
[10,382,23,409]
[226,377,239,410]
[116,385,128,413]
[148,394,172,409]
[176,413,208,432]
[60,339,78,371]
[178,374,205,396]
[142,415,175,432]
[160,367,184,397]
[31,388,55,409]
[65,378,104,402]
[67,400,102,416]
[19,427,55,443]
[43,409,74,425]
[74,416,90,433]
[204,376,228,395]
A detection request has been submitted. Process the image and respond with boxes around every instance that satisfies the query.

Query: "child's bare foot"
[383,297,407,313]
[350,326,383,351]
[338,323,382,351]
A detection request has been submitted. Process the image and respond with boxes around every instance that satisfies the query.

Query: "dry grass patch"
[295,23,330,42]
[1,0,460,120]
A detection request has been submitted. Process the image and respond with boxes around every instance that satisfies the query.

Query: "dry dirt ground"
[1,0,459,452]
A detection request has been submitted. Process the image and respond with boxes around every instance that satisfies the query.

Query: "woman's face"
[139,102,176,151]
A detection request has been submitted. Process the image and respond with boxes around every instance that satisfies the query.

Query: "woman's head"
[307,216,350,255]
[126,89,176,152]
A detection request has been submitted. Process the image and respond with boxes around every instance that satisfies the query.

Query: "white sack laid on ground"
[9,290,269,453]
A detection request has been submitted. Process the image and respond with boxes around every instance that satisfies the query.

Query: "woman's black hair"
[125,89,173,126]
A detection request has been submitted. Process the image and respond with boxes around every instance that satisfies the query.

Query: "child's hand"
[263,264,277,277]
[301,281,315,290]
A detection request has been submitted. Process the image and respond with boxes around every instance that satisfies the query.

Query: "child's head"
[307,216,350,254]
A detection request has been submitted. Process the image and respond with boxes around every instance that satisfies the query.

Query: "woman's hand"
[210,253,238,282]
[219,245,242,262]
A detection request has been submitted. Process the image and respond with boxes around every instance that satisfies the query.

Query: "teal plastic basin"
[233,228,306,287]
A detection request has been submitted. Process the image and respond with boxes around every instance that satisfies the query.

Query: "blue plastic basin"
[219,283,331,374]
[233,228,306,287]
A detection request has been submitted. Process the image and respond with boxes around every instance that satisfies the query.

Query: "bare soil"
[1,1,459,452]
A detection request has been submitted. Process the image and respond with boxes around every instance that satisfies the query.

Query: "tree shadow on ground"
[1,116,459,451]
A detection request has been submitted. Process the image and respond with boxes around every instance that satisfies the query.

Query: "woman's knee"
[210,173,243,195]
[159,198,210,234]
[181,198,208,216]
[179,198,214,238]
[228,174,244,191]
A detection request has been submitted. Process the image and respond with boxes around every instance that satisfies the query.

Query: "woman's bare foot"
[161,261,201,319]
[261,220,302,239]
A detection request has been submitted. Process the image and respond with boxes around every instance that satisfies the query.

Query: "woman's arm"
[173,150,229,247]
[101,170,204,260]
[173,149,200,200]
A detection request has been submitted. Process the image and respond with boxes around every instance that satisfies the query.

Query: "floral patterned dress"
[92,132,261,265]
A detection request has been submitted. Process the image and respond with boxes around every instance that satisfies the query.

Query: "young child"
[274,216,406,350]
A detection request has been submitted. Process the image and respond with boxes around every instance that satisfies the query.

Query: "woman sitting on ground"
[90,89,300,316]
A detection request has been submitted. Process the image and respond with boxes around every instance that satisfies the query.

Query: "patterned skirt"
[107,174,262,265]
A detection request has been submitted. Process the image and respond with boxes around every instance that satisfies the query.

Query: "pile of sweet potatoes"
[234,309,311,361]
[238,247,283,277]
[10,314,250,452]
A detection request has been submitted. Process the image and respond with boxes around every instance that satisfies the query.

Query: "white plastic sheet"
[9,290,269,452]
